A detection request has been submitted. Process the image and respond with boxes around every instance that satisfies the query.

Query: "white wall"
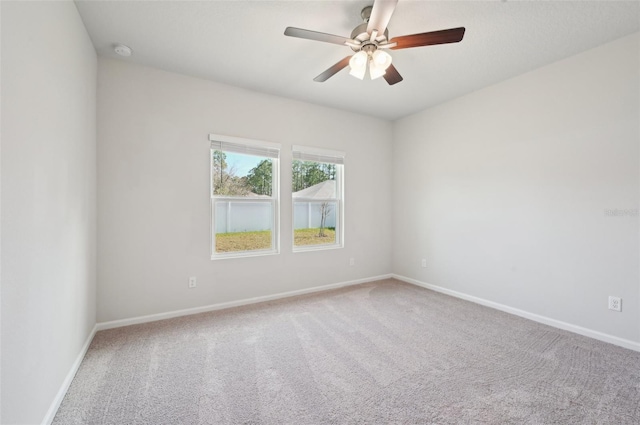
[1,1,97,424]
[97,58,392,322]
[0,2,634,421]
[393,33,640,343]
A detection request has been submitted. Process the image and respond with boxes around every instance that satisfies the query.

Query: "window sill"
[211,248,279,260]
[292,243,343,253]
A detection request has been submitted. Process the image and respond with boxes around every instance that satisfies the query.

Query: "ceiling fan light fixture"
[372,50,392,69]
[349,51,368,80]
[369,59,387,80]
[369,49,392,80]
[349,65,367,80]
[284,0,466,85]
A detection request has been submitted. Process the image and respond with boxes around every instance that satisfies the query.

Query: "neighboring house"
[293,180,337,230]
[292,180,336,199]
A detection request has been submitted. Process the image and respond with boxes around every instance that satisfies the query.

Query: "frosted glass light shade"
[369,50,392,80]
[349,51,368,80]
[369,59,386,80]
[372,50,392,69]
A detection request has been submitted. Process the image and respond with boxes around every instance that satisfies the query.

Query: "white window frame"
[209,134,280,259]
[292,145,345,252]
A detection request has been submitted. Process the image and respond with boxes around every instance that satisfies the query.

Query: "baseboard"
[41,323,98,425]
[393,274,640,352]
[38,273,638,424]
[40,275,391,423]
[97,274,393,331]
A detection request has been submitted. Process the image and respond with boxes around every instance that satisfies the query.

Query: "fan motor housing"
[350,23,389,52]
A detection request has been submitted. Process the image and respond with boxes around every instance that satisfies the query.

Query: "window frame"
[209,134,280,260]
[291,145,345,253]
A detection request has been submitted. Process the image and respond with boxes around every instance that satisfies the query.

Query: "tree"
[292,160,304,192]
[213,150,228,193]
[292,160,336,191]
[318,201,332,237]
[212,150,250,196]
[247,159,272,196]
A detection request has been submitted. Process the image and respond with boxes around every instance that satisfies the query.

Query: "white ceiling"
[75,0,640,121]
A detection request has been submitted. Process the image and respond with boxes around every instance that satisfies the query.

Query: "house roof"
[293,180,336,199]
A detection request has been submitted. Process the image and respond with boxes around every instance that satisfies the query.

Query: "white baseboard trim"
[97,274,393,331]
[40,275,391,423]
[38,273,637,424]
[393,274,640,352]
[41,323,98,425]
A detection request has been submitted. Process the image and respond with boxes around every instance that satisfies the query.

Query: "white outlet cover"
[608,296,621,312]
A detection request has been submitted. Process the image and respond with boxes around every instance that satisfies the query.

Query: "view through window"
[292,147,344,250]
[211,136,279,257]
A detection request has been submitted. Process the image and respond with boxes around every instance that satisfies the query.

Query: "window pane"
[292,157,341,249]
[210,135,280,259]
[292,160,336,193]
[214,201,273,253]
[293,201,337,246]
[212,150,272,197]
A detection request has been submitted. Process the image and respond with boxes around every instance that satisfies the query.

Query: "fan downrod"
[350,5,389,52]
[360,5,373,23]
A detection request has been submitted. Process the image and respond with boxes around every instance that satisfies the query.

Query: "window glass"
[292,147,344,251]
[210,136,279,258]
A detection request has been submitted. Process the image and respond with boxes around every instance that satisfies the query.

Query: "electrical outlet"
[349,258,355,266]
[421,259,427,268]
[608,296,621,312]
[188,276,197,289]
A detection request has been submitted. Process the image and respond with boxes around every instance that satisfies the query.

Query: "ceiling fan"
[284,0,465,85]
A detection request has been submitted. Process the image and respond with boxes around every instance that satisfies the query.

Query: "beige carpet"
[54,279,640,424]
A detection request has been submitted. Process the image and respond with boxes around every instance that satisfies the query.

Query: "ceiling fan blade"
[367,0,398,35]
[383,64,403,85]
[314,56,352,82]
[390,27,465,50]
[284,27,351,46]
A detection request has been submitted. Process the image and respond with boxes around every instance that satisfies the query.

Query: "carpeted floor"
[53,279,640,424]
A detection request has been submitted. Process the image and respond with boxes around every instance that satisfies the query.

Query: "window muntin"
[210,135,280,258]
[292,146,344,251]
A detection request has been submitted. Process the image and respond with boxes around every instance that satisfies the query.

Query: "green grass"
[215,228,336,252]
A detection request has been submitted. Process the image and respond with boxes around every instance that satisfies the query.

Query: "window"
[292,146,344,251]
[210,134,280,258]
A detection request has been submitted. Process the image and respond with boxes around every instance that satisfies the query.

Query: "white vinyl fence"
[215,202,272,233]
[214,201,336,233]
[215,181,338,234]
[293,201,337,229]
